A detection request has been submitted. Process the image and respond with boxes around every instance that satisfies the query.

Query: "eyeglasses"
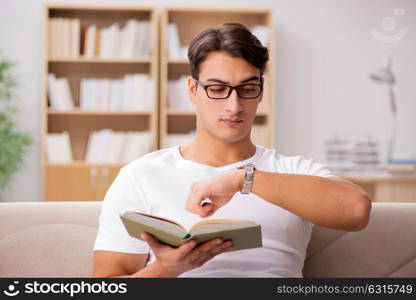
[195,79,263,100]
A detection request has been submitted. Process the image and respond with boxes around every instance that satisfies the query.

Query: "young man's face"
[188,51,263,144]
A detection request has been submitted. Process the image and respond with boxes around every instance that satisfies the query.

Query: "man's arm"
[249,171,371,231]
[93,251,149,278]
[186,170,371,231]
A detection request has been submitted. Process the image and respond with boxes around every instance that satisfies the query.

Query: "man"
[93,23,371,278]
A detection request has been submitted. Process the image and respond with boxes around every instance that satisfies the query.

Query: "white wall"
[0,0,415,202]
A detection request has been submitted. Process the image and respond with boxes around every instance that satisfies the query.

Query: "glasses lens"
[206,85,231,99]
[237,84,262,99]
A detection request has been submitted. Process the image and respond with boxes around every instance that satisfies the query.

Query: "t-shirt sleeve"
[93,166,151,254]
[279,155,338,178]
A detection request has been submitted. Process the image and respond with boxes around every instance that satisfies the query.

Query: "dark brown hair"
[188,23,269,79]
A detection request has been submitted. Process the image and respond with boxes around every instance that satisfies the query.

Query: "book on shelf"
[99,23,120,58]
[47,74,74,110]
[119,19,137,58]
[107,132,125,164]
[83,25,97,58]
[46,132,73,163]
[70,18,81,58]
[94,129,113,164]
[167,76,194,111]
[84,131,99,164]
[49,17,80,58]
[79,74,154,111]
[120,211,262,251]
[84,129,153,164]
[166,23,187,59]
[82,19,151,58]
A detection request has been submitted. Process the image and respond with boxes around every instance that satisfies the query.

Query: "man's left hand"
[185,169,244,218]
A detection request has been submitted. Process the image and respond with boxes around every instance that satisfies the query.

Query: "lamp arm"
[389,85,397,114]
[387,86,397,163]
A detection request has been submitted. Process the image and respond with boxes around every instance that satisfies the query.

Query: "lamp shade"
[369,56,395,85]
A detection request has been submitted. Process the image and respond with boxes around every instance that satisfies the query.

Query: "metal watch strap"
[238,163,255,194]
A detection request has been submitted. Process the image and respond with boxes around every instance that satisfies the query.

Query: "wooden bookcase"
[159,7,274,149]
[42,5,158,201]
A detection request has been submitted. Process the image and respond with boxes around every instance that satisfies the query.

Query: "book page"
[130,212,186,231]
[190,219,257,234]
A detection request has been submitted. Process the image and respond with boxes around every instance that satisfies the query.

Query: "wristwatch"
[238,163,256,194]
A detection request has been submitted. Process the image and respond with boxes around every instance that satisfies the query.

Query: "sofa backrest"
[0,201,415,277]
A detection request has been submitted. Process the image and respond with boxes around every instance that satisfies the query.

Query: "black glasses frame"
[195,79,263,100]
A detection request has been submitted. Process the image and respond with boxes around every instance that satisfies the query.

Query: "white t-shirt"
[93,145,337,277]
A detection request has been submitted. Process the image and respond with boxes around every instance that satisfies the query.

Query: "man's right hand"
[140,232,233,277]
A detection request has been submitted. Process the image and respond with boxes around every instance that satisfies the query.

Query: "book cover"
[120,211,262,251]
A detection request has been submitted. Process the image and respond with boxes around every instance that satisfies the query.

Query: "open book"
[120,211,262,252]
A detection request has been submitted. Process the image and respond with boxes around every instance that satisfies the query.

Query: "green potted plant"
[0,55,32,196]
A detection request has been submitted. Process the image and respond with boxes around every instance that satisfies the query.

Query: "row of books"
[49,18,80,58]
[48,73,154,111]
[83,20,152,58]
[166,24,188,60]
[167,76,195,111]
[48,18,152,59]
[46,130,153,164]
[80,74,154,111]
[85,130,153,164]
[166,24,269,60]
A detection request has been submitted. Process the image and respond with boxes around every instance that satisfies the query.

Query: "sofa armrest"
[304,202,416,277]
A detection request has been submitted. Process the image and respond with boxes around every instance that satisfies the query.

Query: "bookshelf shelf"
[48,109,153,116]
[160,7,274,148]
[48,57,152,64]
[43,4,158,202]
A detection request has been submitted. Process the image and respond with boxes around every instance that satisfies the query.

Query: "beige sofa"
[0,201,415,277]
